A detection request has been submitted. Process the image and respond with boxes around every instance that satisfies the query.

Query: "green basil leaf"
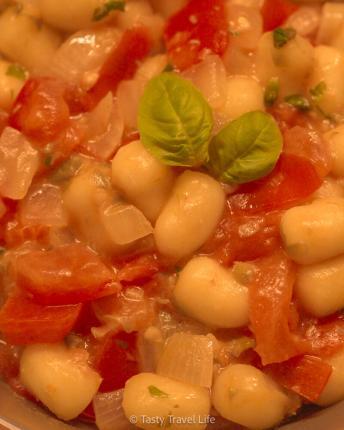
[208,111,282,184]
[284,94,311,111]
[310,81,327,103]
[148,385,169,398]
[93,0,125,21]
[273,27,296,48]
[138,73,213,167]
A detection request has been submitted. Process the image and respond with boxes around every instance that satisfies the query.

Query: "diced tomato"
[261,0,299,32]
[88,28,152,108]
[228,154,322,215]
[117,254,160,285]
[164,0,229,71]
[15,243,119,306]
[203,210,281,266]
[74,302,101,335]
[9,77,70,143]
[300,314,344,358]
[0,343,18,380]
[265,355,332,402]
[5,222,50,248]
[0,295,82,345]
[92,331,139,393]
[0,110,8,135]
[249,251,305,365]
[283,126,331,178]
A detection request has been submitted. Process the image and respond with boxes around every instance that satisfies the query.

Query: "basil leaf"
[208,111,282,184]
[148,385,169,398]
[138,73,213,167]
[284,94,311,111]
[93,0,125,21]
[264,78,280,107]
[273,27,296,48]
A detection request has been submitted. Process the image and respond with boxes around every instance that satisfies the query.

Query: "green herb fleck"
[264,78,280,107]
[163,63,174,72]
[310,81,327,103]
[273,27,297,48]
[148,385,169,398]
[115,339,129,350]
[6,64,26,81]
[93,0,125,21]
[44,154,53,167]
[284,94,311,111]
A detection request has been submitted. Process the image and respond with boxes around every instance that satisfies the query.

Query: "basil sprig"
[138,73,213,167]
[138,74,282,184]
[209,111,282,184]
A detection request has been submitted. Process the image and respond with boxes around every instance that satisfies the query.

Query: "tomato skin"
[9,77,70,143]
[203,210,281,266]
[16,244,119,306]
[261,0,299,32]
[164,0,228,71]
[117,254,160,285]
[88,28,152,108]
[265,355,332,402]
[249,251,305,365]
[5,222,50,248]
[0,295,82,345]
[228,153,322,214]
[92,331,139,393]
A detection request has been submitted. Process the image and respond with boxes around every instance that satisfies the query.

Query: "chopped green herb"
[163,63,174,72]
[284,94,311,111]
[115,339,129,349]
[44,154,53,167]
[264,78,280,107]
[273,27,296,48]
[6,64,26,81]
[310,81,327,103]
[229,30,240,37]
[148,385,169,398]
[93,0,125,21]
[175,265,182,273]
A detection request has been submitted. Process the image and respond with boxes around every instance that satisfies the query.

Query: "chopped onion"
[182,55,227,110]
[135,54,168,82]
[137,326,164,372]
[116,79,145,130]
[92,287,156,337]
[94,389,135,430]
[286,6,321,37]
[81,93,124,160]
[0,127,39,200]
[226,4,263,51]
[100,203,153,246]
[19,183,68,227]
[49,27,121,90]
[317,3,344,45]
[148,0,187,18]
[157,333,214,388]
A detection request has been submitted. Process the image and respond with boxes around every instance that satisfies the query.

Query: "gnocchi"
[173,256,249,328]
[122,373,210,430]
[154,171,225,260]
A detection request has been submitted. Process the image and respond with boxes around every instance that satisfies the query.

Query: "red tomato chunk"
[261,0,299,32]
[16,243,118,306]
[164,0,229,70]
[0,296,82,345]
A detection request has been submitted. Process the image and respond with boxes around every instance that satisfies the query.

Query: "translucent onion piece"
[317,3,344,45]
[157,333,214,388]
[19,183,68,227]
[182,55,227,110]
[137,326,164,372]
[0,127,39,200]
[226,4,263,51]
[82,94,124,160]
[49,27,121,90]
[92,287,156,337]
[94,389,136,430]
[100,203,153,246]
[116,79,145,130]
[286,6,321,37]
